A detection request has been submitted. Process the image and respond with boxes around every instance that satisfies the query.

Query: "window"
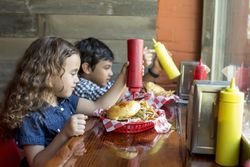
[201,0,250,144]
[201,0,250,95]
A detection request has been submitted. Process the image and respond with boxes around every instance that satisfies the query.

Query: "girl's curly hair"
[0,37,79,139]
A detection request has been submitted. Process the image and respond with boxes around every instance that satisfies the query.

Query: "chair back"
[0,135,21,167]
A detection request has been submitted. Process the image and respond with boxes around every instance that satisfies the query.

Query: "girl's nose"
[75,76,79,83]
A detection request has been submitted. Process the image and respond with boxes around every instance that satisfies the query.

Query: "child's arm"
[143,52,162,82]
[23,114,87,167]
[76,62,128,116]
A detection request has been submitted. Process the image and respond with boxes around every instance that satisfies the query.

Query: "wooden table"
[44,104,219,167]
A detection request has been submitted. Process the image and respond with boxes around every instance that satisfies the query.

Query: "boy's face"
[87,60,113,87]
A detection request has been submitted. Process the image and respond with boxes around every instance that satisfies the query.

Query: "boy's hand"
[62,114,88,138]
[142,63,145,76]
[151,56,161,73]
[120,62,129,75]
[143,47,155,67]
[119,62,129,84]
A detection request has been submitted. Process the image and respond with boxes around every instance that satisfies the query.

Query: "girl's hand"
[62,114,88,138]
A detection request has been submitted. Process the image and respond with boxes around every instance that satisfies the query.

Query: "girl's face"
[88,60,113,87]
[52,54,80,98]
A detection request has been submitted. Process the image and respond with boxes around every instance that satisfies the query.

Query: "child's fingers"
[124,62,129,67]
[142,66,145,76]
[144,47,155,53]
[75,114,88,126]
[67,114,88,136]
[77,120,86,126]
[143,48,156,68]
[75,124,86,136]
[75,114,88,120]
[76,124,85,131]
[147,49,155,53]
[121,62,129,73]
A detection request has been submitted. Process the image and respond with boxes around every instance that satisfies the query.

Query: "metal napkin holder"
[187,80,229,154]
[178,61,199,100]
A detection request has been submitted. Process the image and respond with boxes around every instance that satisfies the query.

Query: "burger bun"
[106,101,140,121]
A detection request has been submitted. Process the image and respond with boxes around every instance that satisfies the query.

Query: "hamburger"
[105,100,158,121]
[106,101,141,121]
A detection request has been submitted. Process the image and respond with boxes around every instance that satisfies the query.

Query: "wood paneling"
[0,0,157,16]
[0,14,38,37]
[44,15,155,40]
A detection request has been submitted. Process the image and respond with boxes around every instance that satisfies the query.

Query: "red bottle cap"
[193,59,207,80]
[235,63,248,91]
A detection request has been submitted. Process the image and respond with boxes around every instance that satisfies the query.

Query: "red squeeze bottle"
[193,59,207,80]
[127,39,144,99]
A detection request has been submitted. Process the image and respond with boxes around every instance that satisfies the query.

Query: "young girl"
[0,37,128,167]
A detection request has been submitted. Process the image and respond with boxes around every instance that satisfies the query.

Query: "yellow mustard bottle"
[215,78,244,166]
[152,39,180,79]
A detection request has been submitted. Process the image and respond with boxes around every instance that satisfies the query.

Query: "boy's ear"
[81,63,92,74]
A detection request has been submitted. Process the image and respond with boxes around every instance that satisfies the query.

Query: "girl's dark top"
[16,95,79,148]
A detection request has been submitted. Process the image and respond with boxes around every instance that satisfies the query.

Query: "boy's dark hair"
[75,37,114,75]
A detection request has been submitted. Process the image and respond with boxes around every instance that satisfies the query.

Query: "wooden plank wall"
[0,0,157,101]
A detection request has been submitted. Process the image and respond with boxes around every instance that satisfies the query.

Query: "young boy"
[73,37,161,101]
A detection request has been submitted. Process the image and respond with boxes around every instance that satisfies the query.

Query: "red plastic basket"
[114,121,154,133]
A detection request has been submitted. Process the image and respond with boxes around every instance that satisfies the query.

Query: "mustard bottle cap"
[220,78,244,102]
[152,38,157,45]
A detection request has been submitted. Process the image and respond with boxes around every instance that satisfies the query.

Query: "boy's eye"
[104,65,112,70]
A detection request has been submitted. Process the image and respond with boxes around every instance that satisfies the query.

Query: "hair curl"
[0,37,79,139]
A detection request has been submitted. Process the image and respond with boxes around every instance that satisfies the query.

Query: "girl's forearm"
[28,132,69,167]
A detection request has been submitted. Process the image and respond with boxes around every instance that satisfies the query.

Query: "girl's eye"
[71,70,78,75]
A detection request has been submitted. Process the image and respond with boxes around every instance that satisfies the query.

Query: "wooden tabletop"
[44,104,219,167]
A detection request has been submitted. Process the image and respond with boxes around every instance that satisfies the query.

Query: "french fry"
[131,101,158,121]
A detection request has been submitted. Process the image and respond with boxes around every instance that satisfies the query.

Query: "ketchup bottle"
[127,39,144,98]
[193,59,207,80]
